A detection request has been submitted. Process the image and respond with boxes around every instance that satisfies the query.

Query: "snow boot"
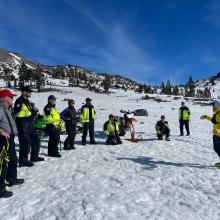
[30,156,45,162]
[215,162,220,168]
[6,178,25,187]
[0,189,13,198]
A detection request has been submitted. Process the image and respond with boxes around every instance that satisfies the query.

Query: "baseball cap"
[20,86,33,93]
[48,95,56,100]
[0,89,17,98]
[85,97,92,102]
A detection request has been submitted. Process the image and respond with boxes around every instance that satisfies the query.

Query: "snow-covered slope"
[0,87,219,220]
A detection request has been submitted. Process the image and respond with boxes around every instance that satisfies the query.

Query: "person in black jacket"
[155,115,170,141]
[61,99,77,150]
[14,86,44,167]
[80,98,97,145]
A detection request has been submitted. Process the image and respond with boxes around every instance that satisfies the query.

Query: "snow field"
[0,87,220,220]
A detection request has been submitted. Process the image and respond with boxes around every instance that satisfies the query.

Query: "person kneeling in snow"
[155,115,170,141]
[103,114,122,145]
[201,100,220,167]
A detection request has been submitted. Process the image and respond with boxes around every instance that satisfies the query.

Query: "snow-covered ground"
[0,86,220,220]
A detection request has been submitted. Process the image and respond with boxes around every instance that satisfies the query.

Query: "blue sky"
[0,0,220,84]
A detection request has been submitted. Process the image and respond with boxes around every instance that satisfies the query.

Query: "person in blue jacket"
[61,99,77,150]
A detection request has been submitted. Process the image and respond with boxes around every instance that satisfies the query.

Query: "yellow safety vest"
[44,107,63,126]
[16,104,32,118]
[178,109,190,120]
[80,107,96,123]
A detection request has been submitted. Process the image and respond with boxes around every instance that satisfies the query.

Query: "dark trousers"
[64,124,76,148]
[213,135,220,158]
[0,136,9,193]
[17,127,40,163]
[82,122,95,144]
[6,136,17,184]
[47,126,60,155]
[157,127,170,139]
[106,133,122,145]
[179,120,190,135]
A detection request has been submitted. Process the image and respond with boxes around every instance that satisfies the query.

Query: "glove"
[200,115,207,120]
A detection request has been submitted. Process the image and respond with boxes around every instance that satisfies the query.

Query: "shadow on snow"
[117,156,214,170]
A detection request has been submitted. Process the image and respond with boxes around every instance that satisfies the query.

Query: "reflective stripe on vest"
[44,107,61,125]
[179,110,190,120]
[16,104,32,118]
[80,107,96,123]
[104,121,115,135]
[0,138,9,176]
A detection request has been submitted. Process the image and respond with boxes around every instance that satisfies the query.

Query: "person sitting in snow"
[201,100,220,167]
[155,115,170,141]
[103,114,122,145]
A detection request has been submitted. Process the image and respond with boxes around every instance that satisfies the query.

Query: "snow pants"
[213,135,220,158]
[17,120,40,163]
[47,125,60,155]
[6,136,18,185]
[64,124,76,148]
[179,120,190,136]
[82,122,95,144]
[106,133,122,145]
[157,127,170,139]
[0,136,9,194]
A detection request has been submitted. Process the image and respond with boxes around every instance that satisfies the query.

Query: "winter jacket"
[204,109,220,138]
[44,103,64,127]
[14,96,32,118]
[103,120,119,136]
[61,107,77,132]
[0,101,18,135]
[179,106,191,121]
[155,120,169,135]
[80,104,96,123]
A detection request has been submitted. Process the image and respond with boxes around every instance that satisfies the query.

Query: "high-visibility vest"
[178,109,190,120]
[44,107,62,126]
[103,121,116,135]
[80,107,96,123]
[16,104,32,118]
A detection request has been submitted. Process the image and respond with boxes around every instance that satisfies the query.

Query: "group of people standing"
[1,85,220,198]
[0,86,97,198]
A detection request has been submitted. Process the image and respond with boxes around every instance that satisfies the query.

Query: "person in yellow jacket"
[80,98,97,145]
[44,95,64,157]
[179,101,191,136]
[201,100,220,167]
[103,114,122,145]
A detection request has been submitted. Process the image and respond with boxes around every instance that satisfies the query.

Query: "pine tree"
[138,84,143,93]
[185,75,195,97]
[102,77,111,92]
[18,63,29,87]
[34,65,45,92]
[204,87,211,98]
[166,79,172,95]
[161,82,166,94]
[173,85,179,95]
